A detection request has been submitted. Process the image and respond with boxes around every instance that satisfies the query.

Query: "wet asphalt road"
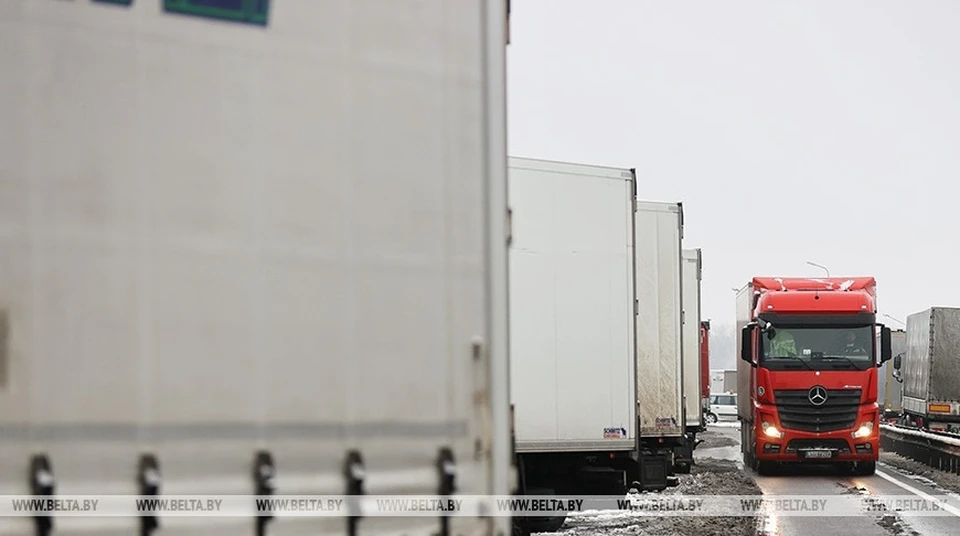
[703,425,960,536]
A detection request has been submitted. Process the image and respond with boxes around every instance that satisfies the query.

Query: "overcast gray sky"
[506,0,960,330]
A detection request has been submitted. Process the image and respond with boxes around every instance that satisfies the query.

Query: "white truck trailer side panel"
[508,157,637,452]
[736,283,755,421]
[681,248,702,429]
[711,370,737,394]
[725,370,738,393]
[0,1,511,535]
[710,371,724,394]
[635,202,684,438]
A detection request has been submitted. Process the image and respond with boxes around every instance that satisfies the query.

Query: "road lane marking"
[875,470,960,518]
[879,462,960,503]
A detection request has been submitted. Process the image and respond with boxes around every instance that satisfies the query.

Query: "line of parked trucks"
[0,2,713,535]
[507,158,713,532]
[17,2,960,535]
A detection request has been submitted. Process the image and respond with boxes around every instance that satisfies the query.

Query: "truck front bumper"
[754,407,879,462]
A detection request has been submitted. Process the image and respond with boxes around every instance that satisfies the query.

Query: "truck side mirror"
[740,324,755,367]
[879,326,892,364]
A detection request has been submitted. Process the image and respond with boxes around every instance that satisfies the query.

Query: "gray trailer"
[902,308,960,433]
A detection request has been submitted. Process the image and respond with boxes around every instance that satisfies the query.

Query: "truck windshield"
[760,325,874,370]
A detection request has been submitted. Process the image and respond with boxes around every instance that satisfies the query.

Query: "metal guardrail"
[880,423,960,474]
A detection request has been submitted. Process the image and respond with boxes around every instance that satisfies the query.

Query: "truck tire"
[515,488,567,534]
[512,521,531,536]
[520,516,567,534]
[756,460,776,476]
[854,461,876,476]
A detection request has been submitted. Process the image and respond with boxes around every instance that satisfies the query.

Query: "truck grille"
[774,389,861,433]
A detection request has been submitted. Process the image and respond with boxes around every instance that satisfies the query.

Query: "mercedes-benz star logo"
[808,386,828,406]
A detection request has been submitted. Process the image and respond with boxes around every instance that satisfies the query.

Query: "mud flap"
[636,454,670,491]
[672,434,695,473]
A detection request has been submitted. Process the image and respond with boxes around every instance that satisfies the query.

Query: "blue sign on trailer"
[164,0,270,26]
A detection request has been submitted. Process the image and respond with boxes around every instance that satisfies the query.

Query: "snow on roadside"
[709,422,741,429]
[880,424,960,448]
[879,451,960,496]
[550,432,761,536]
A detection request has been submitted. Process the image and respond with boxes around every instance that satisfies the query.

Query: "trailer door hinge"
[471,337,492,461]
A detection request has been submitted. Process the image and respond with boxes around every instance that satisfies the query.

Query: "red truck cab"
[736,277,892,475]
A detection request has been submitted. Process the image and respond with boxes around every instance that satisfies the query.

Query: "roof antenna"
[806,261,830,278]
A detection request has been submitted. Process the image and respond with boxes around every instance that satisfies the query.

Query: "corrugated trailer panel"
[903,307,960,419]
[508,157,638,452]
[903,309,933,415]
[0,1,511,535]
[930,308,960,401]
[635,201,683,438]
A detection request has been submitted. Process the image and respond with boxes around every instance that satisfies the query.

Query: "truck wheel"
[854,461,876,476]
[756,460,776,476]
[524,515,567,533]
[512,521,531,536]
[516,488,567,533]
[675,462,691,474]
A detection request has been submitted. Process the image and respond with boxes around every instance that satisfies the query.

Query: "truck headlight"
[762,421,784,439]
[852,421,874,439]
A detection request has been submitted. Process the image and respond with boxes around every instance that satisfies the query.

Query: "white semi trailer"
[681,248,704,437]
[0,1,513,535]
[634,201,692,474]
[507,157,671,532]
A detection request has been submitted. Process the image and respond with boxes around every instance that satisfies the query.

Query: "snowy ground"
[879,451,960,495]
[708,421,741,429]
[533,427,960,535]
[541,429,761,535]
[698,430,738,450]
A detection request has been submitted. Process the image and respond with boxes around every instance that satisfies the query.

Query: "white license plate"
[803,450,833,459]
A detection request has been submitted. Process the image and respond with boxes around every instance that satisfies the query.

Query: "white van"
[707,393,738,423]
